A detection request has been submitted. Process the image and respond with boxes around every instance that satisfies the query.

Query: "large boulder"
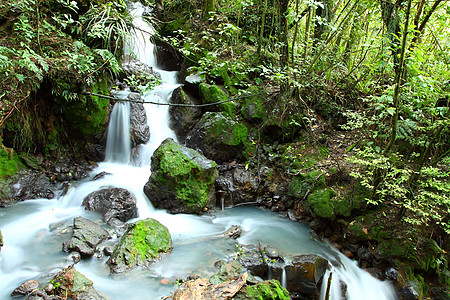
[284,254,329,296]
[185,112,249,164]
[62,217,110,257]
[129,95,150,147]
[49,266,105,299]
[144,138,218,214]
[107,218,172,273]
[82,188,138,226]
[169,87,203,142]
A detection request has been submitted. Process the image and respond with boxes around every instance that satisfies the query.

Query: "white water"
[0,3,397,300]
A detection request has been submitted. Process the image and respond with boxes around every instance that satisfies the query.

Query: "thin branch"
[81,91,267,108]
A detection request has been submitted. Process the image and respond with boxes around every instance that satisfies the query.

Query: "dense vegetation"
[0,0,449,297]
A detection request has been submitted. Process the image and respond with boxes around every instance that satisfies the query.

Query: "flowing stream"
[0,4,398,300]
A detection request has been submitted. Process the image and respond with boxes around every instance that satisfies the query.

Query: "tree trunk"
[279,0,290,98]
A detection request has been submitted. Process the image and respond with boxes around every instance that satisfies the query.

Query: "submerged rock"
[82,188,137,225]
[50,266,104,299]
[107,218,172,273]
[143,138,218,214]
[11,279,40,297]
[285,254,329,296]
[185,112,249,164]
[62,217,110,257]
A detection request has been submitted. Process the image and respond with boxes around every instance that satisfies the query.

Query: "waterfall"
[105,101,131,163]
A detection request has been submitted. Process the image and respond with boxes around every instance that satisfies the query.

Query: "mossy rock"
[52,267,104,299]
[185,112,250,163]
[0,147,24,200]
[210,260,242,285]
[307,188,336,219]
[241,86,266,123]
[288,170,326,199]
[234,280,290,300]
[200,83,236,118]
[107,218,172,273]
[144,138,218,214]
[61,77,109,137]
[0,147,23,178]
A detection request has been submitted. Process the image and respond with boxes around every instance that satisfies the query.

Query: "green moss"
[200,83,236,118]
[0,148,22,178]
[236,280,290,300]
[203,112,248,147]
[241,87,266,122]
[151,139,218,211]
[307,188,336,219]
[288,170,326,198]
[110,219,172,271]
[62,77,109,137]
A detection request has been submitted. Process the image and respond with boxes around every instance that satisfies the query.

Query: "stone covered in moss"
[288,170,326,199]
[307,188,336,219]
[185,112,249,163]
[234,280,290,300]
[51,267,104,299]
[0,147,24,201]
[61,77,109,137]
[144,138,218,214]
[107,218,172,273]
[200,83,236,118]
[241,86,266,123]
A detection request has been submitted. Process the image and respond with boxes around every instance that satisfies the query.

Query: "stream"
[0,3,398,300]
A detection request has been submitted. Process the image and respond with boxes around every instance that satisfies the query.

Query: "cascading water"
[0,3,398,300]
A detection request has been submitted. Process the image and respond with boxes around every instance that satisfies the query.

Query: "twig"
[302,173,325,201]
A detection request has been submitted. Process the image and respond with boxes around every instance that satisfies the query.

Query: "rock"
[129,95,150,147]
[103,246,113,256]
[143,138,218,214]
[210,260,242,285]
[82,188,138,225]
[172,273,248,300]
[240,87,267,124]
[234,279,290,300]
[7,171,55,202]
[217,225,242,239]
[397,280,423,300]
[92,171,111,181]
[306,188,336,219]
[236,244,267,278]
[67,252,82,264]
[51,266,105,299]
[62,217,110,257]
[122,55,160,79]
[199,83,236,117]
[264,246,279,259]
[107,218,172,273]
[11,279,40,297]
[183,67,204,98]
[185,112,249,164]
[24,290,49,300]
[169,87,203,142]
[0,229,3,251]
[285,254,329,296]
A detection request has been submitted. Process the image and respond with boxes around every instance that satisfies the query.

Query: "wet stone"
[11,279,40,297]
